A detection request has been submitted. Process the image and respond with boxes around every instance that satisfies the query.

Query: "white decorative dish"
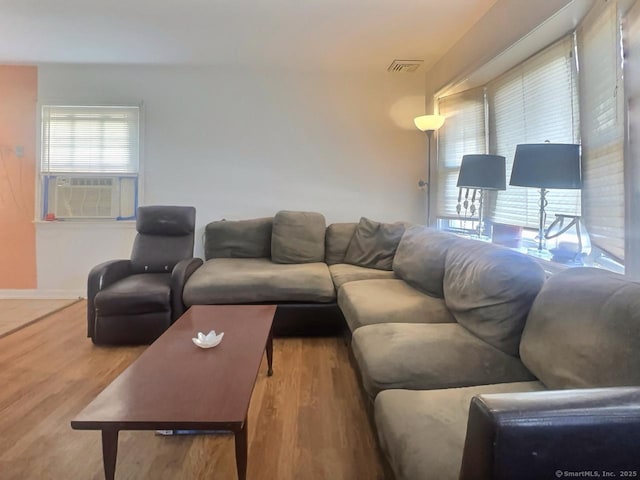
[192,330,224,349]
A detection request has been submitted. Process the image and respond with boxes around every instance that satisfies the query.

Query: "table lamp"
[456,154,506,237]
[509,143,581,251]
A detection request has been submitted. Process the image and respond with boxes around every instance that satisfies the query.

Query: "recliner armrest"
[87,259,132,338]
[459,387,640,480]
[171,257,203,321]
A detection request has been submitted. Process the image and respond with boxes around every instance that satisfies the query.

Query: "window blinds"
[487,36,580,228]
[578,1,626,261]
[436,88,486,218]
[41,106,140,174]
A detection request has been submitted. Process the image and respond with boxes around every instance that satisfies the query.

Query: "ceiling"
[0,0,498,71]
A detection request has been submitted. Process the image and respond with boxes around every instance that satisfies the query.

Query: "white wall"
[36,221,137,295]
[423,0,573,108]
[36,65,426,294]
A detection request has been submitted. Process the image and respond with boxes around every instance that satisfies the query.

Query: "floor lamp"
[456,154,506,237]
[509,143,581,251]
[414,114,445,226]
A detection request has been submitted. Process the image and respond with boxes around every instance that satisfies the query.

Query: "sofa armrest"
[170,257,203,321]
[459,387,640,480]
[87,259,132,339]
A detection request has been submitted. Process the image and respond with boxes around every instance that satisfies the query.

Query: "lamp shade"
[414,114,445,132]
[456,154,506,190]
[509,143,581,189]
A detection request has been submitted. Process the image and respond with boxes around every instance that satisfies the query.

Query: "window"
[487,36,580,228]
[40,105,140,220]
[435,37,579,232]
[433,2,633,273]
[578,1,626,262]
[436,88,486,220]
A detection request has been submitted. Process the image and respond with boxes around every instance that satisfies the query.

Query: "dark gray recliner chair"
[87,205,203,345]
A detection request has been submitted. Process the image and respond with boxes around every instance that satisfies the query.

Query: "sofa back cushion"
[393,226,459,298]
[271,211,326,264]
[343,217,406,271]
[520,268,640,389]
[443,240,546,356]
[325,222,357,265]
[204,217,272,260]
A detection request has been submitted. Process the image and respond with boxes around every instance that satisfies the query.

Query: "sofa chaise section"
[184,212,343,335]
[351,234,545,397]
[338,227,459,332]
[375,267,640,480]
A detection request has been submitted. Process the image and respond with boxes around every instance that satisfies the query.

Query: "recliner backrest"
[130,205,196,273]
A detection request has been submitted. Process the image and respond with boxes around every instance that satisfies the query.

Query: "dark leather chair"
[87,205,203,345]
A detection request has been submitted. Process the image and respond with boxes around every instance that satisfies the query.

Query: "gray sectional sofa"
[182,211,640,478]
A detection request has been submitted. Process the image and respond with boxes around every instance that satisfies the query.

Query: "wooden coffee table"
[71,304,277,480]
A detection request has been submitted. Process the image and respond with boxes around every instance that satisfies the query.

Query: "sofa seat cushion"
[375,382,545,480]
[352,323,535,398]
[329,263,396,290]
[183,258,336,304]
[95,273,172,316]
[338,279,454,332]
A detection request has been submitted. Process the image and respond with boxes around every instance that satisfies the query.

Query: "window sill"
[451,232,623,276]
[34,219,136,228]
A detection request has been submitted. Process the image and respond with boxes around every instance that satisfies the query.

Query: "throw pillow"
[343,217,406,271]
[271,211,326,263]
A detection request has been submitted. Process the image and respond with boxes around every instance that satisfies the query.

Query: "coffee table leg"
[234,418,248,480]
[101,429,119,480]
[266,330,274,376]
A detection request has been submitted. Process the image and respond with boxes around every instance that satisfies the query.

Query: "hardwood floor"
[0,298,79,338]
[0,301,385,479]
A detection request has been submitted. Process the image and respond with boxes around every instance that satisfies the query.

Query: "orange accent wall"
[0,66,37,288]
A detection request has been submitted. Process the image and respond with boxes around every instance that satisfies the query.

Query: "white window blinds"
[578,1,626,261]
[487,36,580,228]
[436,88,486,218]
[41,105,140,174]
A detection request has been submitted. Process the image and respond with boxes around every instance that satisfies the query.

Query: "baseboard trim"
[0,289,85,299]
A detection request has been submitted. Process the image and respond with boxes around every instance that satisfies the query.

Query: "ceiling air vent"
[387,59,424,73]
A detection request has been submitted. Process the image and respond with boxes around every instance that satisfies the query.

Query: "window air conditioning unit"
[51,176,120,219]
